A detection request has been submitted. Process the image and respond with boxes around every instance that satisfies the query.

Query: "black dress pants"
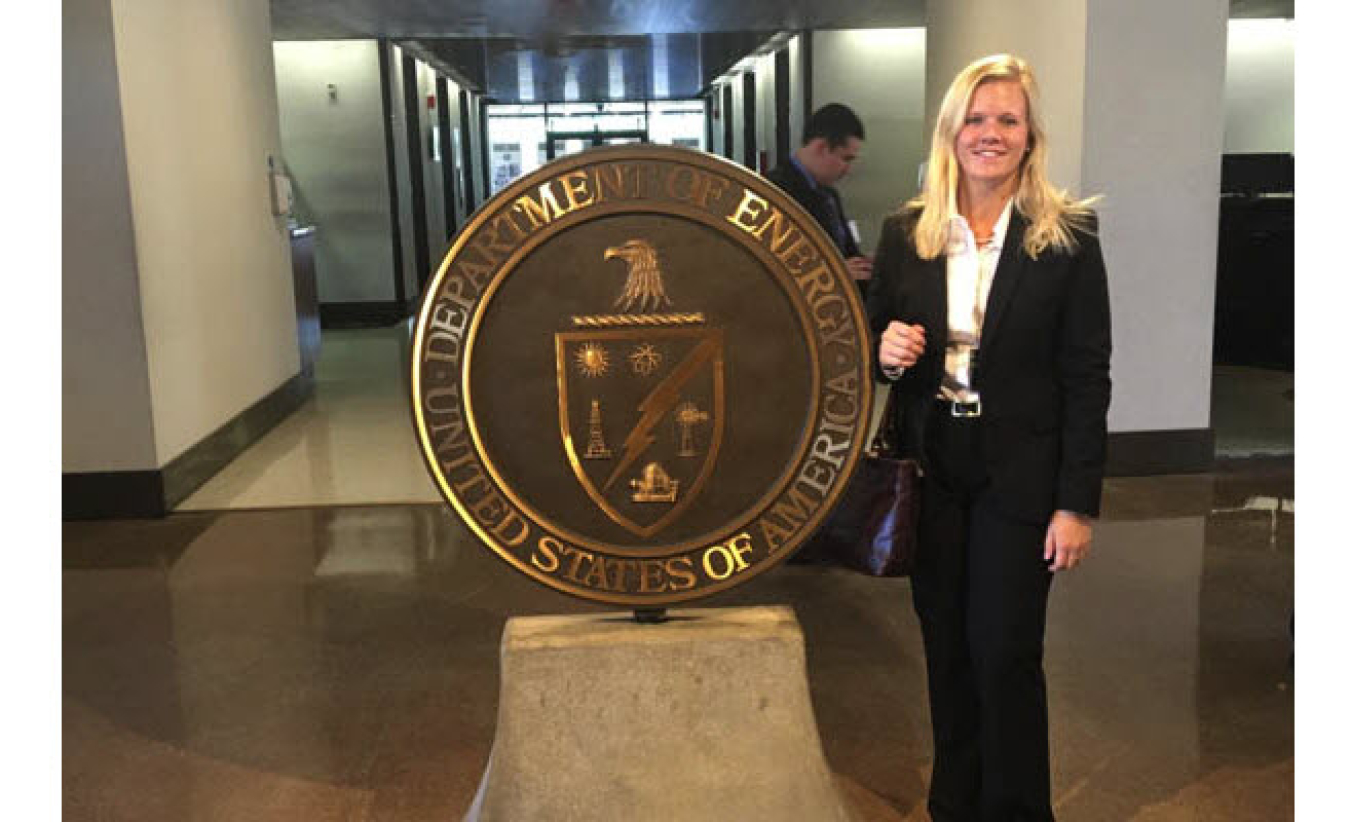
[912,407,1055,822]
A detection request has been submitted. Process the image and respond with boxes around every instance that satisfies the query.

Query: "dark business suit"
[765,159,867,298]
[866,207,1111,821]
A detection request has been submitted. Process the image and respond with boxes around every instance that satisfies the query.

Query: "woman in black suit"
[867,55,1111,821]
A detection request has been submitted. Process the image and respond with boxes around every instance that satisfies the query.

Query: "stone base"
[464,605,855,821]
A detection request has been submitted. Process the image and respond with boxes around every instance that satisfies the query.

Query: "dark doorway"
[401,53,431,294]
[1214,154,1294,371]
[478,96,491,204]
[435,76,458,241]
[376,40,405,307]
[1210,152,1294,459]
[721,84,734,161]
[703,95,714,155]
[775,48,791,165]
[458,89,478,214]
[742,70,757,170]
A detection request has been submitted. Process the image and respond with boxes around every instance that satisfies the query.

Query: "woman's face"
[955,79,1030,190]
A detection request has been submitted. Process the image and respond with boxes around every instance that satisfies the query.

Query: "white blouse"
[940,198,1014,402]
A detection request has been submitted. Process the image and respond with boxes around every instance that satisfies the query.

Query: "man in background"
[765,103,873,296]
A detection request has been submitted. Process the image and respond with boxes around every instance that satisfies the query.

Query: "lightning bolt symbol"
[603,330,723,493]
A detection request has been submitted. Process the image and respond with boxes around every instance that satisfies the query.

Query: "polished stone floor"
[1211,364,1294,459]
[64,463,1294,821]
[177,325,442,510]
[67,327,1295,820]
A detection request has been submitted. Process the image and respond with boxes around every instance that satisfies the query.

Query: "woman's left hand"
[1044,510,1093,572]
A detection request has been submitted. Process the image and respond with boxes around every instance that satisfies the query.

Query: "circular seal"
[411,145,873,605]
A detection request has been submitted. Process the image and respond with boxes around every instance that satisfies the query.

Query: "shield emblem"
[557,326,725,538]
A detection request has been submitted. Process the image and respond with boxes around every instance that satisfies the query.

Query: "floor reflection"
[176,326,443,510]
[64,464,1294,821]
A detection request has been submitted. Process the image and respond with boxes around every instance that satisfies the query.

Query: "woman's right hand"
[879,321,926,369]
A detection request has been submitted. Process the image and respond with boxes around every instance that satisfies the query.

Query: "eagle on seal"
[605,239,673,313]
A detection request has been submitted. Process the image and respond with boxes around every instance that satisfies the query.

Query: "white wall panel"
[62,0,159,472]
[1224,19,1296,154]
[926,0,1087,196]
[813,29,926,252]
[111,0,299,465]
[1082,0,1227,432]
[274,40,396,304]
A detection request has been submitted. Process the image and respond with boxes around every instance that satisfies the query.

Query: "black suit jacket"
[866,207,1112,523]
[765,160,867,298]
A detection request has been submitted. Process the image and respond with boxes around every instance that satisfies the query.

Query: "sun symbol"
[629,343,662,376]
[574,343,610,377]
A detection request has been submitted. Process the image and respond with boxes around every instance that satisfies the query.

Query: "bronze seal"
[411,145,872,605]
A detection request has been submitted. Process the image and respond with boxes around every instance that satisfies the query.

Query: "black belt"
[934,397,982,418]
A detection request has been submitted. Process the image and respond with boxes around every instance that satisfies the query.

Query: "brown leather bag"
[796,388,920,576]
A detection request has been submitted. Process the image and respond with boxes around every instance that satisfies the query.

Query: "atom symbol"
[629,343,662,376]
[574,343,610,377]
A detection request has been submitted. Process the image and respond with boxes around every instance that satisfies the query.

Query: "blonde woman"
[867,55,1111,821]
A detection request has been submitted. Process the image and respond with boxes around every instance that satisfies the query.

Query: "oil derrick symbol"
[675,401,709,457]
[584,399,612,459]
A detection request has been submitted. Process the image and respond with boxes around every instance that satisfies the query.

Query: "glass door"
[545,129,648,161]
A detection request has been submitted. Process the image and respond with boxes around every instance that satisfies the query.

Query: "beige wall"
[1224,19,1296,154]
[110,0,299,465]
[1082,0,1226,433]
[813,28,927,252]
[274,40,396,304]
[926,0,1088,197]
[63,0,159,472]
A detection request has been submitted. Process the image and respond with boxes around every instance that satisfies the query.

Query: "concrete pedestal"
[464,605,855,821]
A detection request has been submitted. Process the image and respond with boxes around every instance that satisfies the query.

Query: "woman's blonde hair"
[908,54,1097,260]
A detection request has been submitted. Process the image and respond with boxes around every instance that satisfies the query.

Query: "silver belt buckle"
[951,399,982,418]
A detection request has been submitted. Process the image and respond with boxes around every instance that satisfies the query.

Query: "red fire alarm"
[427,94,437,110]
